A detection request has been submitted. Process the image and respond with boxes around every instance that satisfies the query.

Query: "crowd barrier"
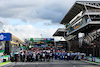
[0,55,10,63]
[83,56,100,63]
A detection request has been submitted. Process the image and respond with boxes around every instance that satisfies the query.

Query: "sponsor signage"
[57,45,63,47]
[74,25,80,29]
[0,33,11,41]
[30,38,54,43]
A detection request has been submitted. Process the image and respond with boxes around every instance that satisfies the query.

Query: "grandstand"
[53,1,100,57]
[0,33,24,56]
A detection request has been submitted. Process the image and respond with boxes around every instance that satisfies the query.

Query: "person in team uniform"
[55,51,58,60]
[22,52,25,62]
[27,52,29,62]
[29,52,32,62]
[64,52,67,60]
[20,52,23,62]
[49,52,53,61]
[67,52,70,60]
[42,52,45,61]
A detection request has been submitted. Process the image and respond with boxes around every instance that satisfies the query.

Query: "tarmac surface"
[1,60,100,67]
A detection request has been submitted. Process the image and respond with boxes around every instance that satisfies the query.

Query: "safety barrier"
[0,55,10,63]
[0,50,4,56]
[83,56,100,63]
[88,56,92,61]
[95,57,100,63]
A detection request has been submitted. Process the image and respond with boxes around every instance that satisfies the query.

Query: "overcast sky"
[0,0,99,41]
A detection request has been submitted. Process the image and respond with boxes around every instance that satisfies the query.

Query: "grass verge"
[0,61,11,66]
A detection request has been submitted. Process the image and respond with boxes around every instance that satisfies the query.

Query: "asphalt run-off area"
[2,60,100,67]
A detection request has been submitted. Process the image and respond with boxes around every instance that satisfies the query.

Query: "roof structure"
[64,35,76,41]
[53,28,67,36]
[68,21,100,36]
[12,34,24,44]
[60,1,100,25]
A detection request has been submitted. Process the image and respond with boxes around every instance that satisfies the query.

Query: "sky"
[0,0,98,41]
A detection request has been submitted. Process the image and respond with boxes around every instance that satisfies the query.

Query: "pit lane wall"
[83,56,100,63]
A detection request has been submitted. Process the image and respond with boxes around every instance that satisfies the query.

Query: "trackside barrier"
[83,56,86,60]
[95,57,100,63]
[88,56,92,61]
[0,55,10,63]
[93,56,95,62]
[86,56,88,61]
[83,56,100,63]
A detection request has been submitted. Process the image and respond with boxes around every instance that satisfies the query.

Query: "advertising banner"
[0,56,3,63]
[3,55,8,61]
[0,33,11,41]
[8,55,10,61]
[0,55,10,63]
[30,38,54,43]
[0,57,1,63]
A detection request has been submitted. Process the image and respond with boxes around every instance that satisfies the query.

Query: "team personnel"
[49,52,53,61]
[11,49,84,62]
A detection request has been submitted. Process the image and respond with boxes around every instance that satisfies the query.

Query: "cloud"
[0,0,99,25]
[3,24,64,41]
[0,17,8,25]
[0,0,76,24]
[0,17,9,31]
[0,0,98,41]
